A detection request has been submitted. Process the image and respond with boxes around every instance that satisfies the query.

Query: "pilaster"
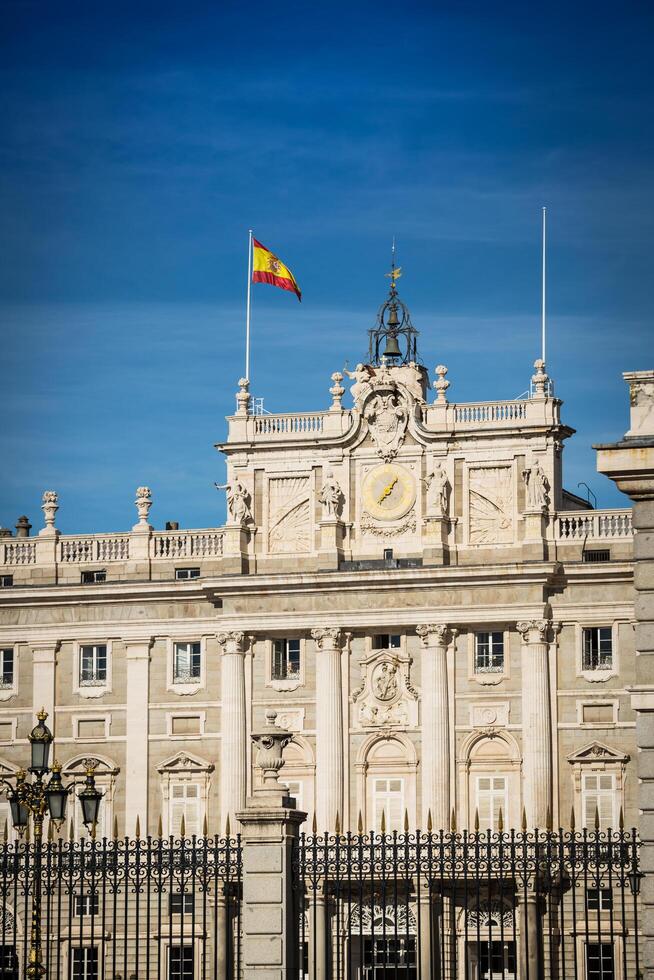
[416,624,455,830]
[311,627,343,831]
[124,638,152,834]
[218,630,247,829]
[31,642,60,730]
[517,619,553,827]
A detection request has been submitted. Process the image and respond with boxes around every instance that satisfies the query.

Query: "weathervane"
[385,237,402,292]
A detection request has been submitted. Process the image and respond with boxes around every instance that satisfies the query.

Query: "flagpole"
[245,229,253,382]
[541,207,547,365]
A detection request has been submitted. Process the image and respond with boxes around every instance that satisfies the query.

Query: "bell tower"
[367,257,421,366]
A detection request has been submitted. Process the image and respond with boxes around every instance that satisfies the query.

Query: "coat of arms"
[364,392,409,461]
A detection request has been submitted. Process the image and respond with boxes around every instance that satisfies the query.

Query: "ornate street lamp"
[0,710,104,979]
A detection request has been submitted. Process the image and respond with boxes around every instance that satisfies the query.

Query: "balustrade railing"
[253,412,325,436]
[453,400,529,425]
[555,509,633,541]
[1,541,36,565]
[59,535,130,563]
[151,529,224,559]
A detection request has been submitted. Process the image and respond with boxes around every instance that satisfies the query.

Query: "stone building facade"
[0,286,637,844]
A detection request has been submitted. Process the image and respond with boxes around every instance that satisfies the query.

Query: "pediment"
[63,755,120,776]
[567,741,629,764]
[157,751,214,774]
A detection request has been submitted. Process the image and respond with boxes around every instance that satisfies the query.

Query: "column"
[417,624,453,830]
[311,628,343,831]
[31,642,59,731]
[124,638,152,834]
[517,886,541,980]
[309,890,327,980]
[517,620,553,827]
[596,369,654,979]
[218,630,247,829]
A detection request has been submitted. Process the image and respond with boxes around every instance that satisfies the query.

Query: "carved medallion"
[469,467,513,544]
[268,476,311,553]
[364,392,409,461]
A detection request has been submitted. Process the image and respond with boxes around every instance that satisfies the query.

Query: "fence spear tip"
[225,814,231,837]
[426,809,433,832]
[180,815,186,839]
[113,815,119,840]
[521,807,527,831]
[335,811,341,835]
[404,809,409,833]
[546,806,552,831]
[2,819,7,843]
[69,818,75,842]
[498,807,504,832]
[594,806,600,831]
[474,808,480,832]
[157,814,163,838]
[357,811,363,834]
[312,813,318,835]
[619,805,624,830]
[380,809,386,834]
[203,813,208,838]
[135,815,141,839]
[570,806,575,831]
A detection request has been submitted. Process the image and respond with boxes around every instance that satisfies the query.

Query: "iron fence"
[0,833,242,979]
[297,828,642,980]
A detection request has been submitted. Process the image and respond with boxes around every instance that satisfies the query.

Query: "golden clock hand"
[378,477,398,504]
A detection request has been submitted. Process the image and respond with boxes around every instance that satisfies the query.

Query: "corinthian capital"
[217,630,246,654]
[311,627,342,650]
[516,619,552,644]
[416,623,454,647]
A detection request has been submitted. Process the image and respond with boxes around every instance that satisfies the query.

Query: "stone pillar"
[596,368,654,980]
[416,624,454,830]
[517,620,553,827]
[311,628,343,831]
[124,639,152,833]
[309,890,327,980]
[31,642,59,732]
[218,630,247,829]
[419,890,434,979]
[236,711,306,978]
[517,887,541,980]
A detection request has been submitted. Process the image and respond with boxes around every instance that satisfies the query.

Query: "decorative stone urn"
[251,710,293,794]
[133,486,153,530]
[433,364,450,404]
[40,490,59,535]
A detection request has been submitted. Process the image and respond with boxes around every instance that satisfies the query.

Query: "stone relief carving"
[318,470,343,519]
[361,511,416,537]
[364,392,409,461]
[272,708,305,732]
[424,463,450,517]
[468,467,513,544]
[215,477,253,526]
[268,476,311,553]
[522,459,550,512]
[471,703,510,728]
[353,647,418,729]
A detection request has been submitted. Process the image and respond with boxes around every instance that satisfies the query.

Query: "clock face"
[362,463,416,522]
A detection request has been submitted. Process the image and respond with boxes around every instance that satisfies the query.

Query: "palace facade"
[0,284,636,842]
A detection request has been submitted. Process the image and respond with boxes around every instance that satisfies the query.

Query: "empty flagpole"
[245,229,253,382]
[541,207,547,364]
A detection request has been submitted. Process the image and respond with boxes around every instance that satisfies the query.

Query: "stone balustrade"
[1,528,224,567]
[453,400,529,425]
[151,529,224,558]
[253,412,325,436]
[60,535,130,562]
[554,509,633,540]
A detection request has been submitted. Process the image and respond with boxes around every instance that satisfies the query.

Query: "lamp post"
[0,709,103,979]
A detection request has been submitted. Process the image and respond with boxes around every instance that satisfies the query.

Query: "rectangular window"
[583,628,613,671]
[169,945,194,980]
[169,892,195,915]
[474,632,504,673]
[372,634,401,650]
[373,777,404,832]
[73,894,100,917]
[70,946,98,980]
[0,575,13,588]
[0,649,14,688]
[362,937,416,974]
[81,570,106,584]
[586,943,615,980]
[272,639,301,680]
[583,549,611,564]
[173,642,201,684]
[582,772,616,828]
[170,783,201,836]
[284,779,303,812]
[79,645,107,686]
[476,775,508,830]
[587,888,613,912]
[175,568,200,580]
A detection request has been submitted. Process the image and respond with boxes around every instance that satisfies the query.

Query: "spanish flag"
[252,238,302,302]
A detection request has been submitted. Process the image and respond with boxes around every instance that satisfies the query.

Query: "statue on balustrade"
[215,477,253,526]
[522,459,550,512]
[343,363,373,405]
[318,470,343,519]
[424,463,450,517]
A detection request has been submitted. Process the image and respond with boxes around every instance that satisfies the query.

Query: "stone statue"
[215,477,253,526]
[424,464,450,517]
[318,470,343,519]
[343,363,372,403]
[522,460,549,512]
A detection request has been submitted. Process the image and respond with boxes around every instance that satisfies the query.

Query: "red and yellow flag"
[252,238,302,302]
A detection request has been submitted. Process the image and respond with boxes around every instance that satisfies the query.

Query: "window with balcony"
[272,639,301,681]
[173,642,201,684]
[582,628,613,671]
[79,645,107,687]
[0,649,14,689]
[474,632,504,674]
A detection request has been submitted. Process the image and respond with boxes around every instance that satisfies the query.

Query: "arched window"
[357,735,417,831]
[459,732,521,830]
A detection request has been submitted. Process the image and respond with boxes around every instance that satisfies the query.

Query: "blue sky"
[1,0,653,533]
